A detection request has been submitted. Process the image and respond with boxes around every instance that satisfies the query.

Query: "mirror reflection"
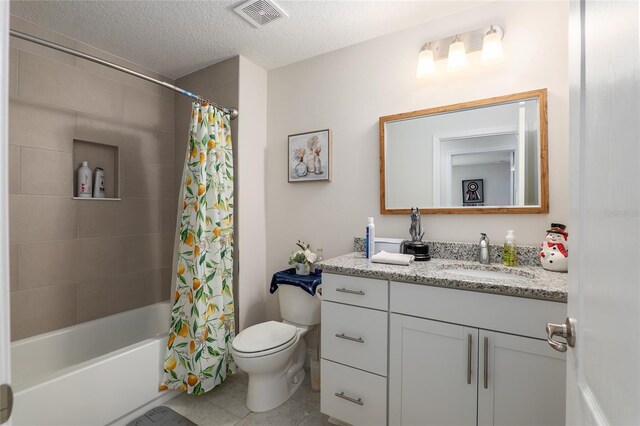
[381,90,547,213]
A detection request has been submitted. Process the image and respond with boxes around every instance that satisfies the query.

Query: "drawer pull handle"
[336,288,365,296]
[483,336,489,390]
[335,333,365,343]
[467,333,472,385]
[335,392,364,406]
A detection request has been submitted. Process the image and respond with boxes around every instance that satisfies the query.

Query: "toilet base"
[245,338,307,412]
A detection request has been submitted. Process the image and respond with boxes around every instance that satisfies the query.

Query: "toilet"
[231,284,321,412]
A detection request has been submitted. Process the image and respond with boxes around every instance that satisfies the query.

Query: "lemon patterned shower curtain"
[161,103,235,395]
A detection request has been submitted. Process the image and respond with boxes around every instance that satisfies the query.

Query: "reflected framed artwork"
[288,129,331,182]
[462,179,484,206]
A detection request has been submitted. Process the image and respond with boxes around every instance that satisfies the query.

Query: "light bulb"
[416,45,435,78]
[481,28,504,65]
[447,38,467,72]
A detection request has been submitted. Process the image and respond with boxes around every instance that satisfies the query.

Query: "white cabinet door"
[389,314,477,426]
[478,331,566,426]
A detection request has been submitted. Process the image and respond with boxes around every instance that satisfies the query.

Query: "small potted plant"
[289,240,317,275]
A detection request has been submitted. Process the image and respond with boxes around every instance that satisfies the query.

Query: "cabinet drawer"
[390,281,567,339]
[321,359,387,426]
[323,273,388,310]
[322,301,388,376]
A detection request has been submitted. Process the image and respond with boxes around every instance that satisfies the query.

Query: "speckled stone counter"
[316,252,568,302]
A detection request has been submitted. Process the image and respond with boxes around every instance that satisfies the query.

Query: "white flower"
[304,249,317,263]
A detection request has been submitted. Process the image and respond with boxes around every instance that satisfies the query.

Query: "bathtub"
[10,302,178,426]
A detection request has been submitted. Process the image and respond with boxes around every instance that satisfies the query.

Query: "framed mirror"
[380,89,548,214]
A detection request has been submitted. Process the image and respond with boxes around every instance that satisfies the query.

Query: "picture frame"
[288,129,331,183]
[462,179,484,206]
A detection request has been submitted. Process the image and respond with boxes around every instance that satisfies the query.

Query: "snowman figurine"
[540,223,568,272]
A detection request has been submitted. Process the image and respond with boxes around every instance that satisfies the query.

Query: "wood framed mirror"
[379,89,548,214]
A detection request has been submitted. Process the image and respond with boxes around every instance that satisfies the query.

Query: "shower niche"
[72,139,121,200]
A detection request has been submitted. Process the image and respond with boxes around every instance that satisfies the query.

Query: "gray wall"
[8,16,176,340]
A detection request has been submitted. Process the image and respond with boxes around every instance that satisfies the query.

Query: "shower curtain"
[161,103,235,395]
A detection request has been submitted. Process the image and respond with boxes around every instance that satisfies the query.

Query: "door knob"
[545,317,576,352]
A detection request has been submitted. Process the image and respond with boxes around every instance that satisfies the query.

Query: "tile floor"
[163,370,331,426]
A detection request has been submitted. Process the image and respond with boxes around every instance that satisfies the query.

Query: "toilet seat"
[232,321,298,358]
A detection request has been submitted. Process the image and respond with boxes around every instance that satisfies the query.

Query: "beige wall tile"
[10,283,77,341]
[19,239,75,290]
[77,269,162,322]
[162,198,180,234]
[78,200,120,238]
[74,237,125,281]
[124,233,172,273]
[117,198,162,236]
[9,101,75,152]
[20,148,73,196]
[9,195,77,243]
[9,145,20,194]
[9,47,17,99]
[10,244,19,292]
[161,267,172,301]
[122,161,172,199]
[76,113,159,165]
[18,51,123,121]
[75,43,162,96]
[10,15,78,67]
[158,131,174,166]
[122,88,173,132]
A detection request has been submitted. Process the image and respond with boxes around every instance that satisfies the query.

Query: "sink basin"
[440,267,531,281]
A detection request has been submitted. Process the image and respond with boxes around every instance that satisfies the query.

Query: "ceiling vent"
[234,0,288,28]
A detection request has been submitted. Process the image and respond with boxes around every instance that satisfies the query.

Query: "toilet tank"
[278,285,321,326]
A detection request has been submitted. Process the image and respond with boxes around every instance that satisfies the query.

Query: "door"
[478,331,566,426]
[389,314,477,426]
[0,2,13,424]
[565,0,640,424]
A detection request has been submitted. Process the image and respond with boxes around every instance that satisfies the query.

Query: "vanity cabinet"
[320,273,388,426]
[389,281,567,426]
[319,273,567,426]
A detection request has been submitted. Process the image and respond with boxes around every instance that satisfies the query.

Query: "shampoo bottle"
[77,161,93,198]
[503,230,517,266]
[93,167,105,198]
[366,217,376,259]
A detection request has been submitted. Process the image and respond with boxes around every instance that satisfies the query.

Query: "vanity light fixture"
[481,25,504,65]
[416,43,436,77]
[416,25,504,78]
[446,35,467,72]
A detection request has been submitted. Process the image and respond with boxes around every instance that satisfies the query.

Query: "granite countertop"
[316,252,568,302]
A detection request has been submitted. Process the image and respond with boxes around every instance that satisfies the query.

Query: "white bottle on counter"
[77,161,93,198]
[366,217,376,259]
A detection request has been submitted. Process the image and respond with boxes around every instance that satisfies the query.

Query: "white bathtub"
[10,302,178,426]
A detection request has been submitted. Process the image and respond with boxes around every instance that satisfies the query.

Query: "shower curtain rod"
[9,29,239,119]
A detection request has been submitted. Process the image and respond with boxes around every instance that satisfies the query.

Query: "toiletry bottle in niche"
[77,161,93,198]
[503,229,517,266]
[366,217,376,259]
[93,167,105,198]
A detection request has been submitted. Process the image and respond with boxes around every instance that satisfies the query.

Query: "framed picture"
[288,129,331,182]
[462,179,484,206]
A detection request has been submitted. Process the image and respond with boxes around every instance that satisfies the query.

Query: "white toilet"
[231,284,321,412]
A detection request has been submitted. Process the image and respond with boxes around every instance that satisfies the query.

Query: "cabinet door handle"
[335,391,364,406]
[467,333,472,385]
[335,333,365,343]
[483,336,489,389]
[336,288,365,296]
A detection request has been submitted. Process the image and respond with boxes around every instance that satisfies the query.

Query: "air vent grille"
[234,0,288,28]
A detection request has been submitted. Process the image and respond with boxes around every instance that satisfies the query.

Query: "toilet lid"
[232,321,297,353]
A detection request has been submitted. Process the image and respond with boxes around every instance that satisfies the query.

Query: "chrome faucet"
[478,233,490,264]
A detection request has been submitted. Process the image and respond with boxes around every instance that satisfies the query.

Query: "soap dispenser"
[478,233,490,264]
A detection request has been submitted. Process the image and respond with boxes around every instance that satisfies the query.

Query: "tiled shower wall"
[8,16,177,340]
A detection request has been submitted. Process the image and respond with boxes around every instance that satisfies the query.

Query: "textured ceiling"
[10,0,492,78]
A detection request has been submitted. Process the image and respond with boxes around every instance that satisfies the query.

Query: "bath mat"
[126,406,197,426]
